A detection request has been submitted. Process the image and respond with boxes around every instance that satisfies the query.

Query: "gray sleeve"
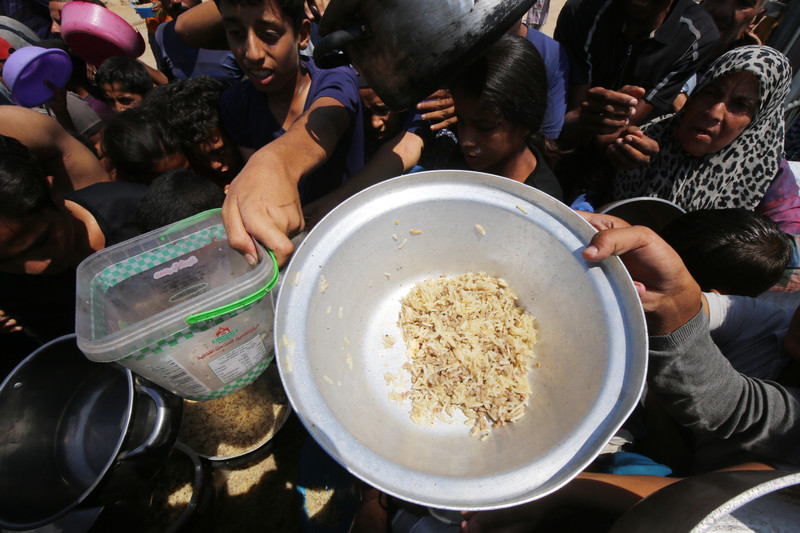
[648,309,800,466]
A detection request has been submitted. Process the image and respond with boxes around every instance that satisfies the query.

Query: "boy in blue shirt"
[216,0,363,266]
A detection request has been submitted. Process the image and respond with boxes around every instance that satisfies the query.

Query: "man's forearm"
[649,310,800,465]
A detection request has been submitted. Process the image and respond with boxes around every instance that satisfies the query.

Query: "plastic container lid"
[3,46,72,107]
[75,209,278,362]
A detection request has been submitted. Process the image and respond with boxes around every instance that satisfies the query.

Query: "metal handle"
[185,250,279,325]
[313,25,365,68]
[118,385,170,460]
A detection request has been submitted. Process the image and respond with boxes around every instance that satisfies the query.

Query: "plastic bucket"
[3,46,72,107]
[76,209,279,401]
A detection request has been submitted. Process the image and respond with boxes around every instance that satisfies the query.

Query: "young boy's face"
[193,128,243,183]
[359,87,402,143]
[102,82,144,113]
[219,0,311,94]
[0,206,75,275]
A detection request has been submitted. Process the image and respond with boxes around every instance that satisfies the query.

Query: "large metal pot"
[314,0,535,110]
[275,171,648,510]
[0,335,183,530]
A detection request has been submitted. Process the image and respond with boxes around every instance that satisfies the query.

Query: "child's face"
[359,88,402,142]
[0,206,75,275]
[49,1,67,36]
[220,0,311,94]
[454,93,529,174]
[101,82,144,113]
[193,128,243,183]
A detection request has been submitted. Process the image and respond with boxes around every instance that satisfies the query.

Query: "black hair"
[449,34,553,164]
[136,169,225,232]
[142,76,225,156]
[213,0,305,32]
[660,208,793,297]
[101,107,183,184]
[95,56,152,96]
[0,135,51,220]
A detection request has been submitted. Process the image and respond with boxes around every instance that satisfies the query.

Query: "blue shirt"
[524,25,570,140]
[220,56,364,204]
[154,20,243,86]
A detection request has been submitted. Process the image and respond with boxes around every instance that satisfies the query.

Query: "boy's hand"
[0,310,23,334]
[417,90,456,132]
[579,212,702,336]
[221,153,304,268]
[606,126,660,169]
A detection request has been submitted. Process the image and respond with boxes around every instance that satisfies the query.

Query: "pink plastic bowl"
[61,2,145,66]
[3,46,73,107]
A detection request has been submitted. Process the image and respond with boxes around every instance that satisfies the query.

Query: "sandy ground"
[104,0,157,67]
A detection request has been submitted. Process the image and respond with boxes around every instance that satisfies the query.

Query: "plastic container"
[3,46,72,107]
[76,209,279,401]
[130,2,157,18]
[61,1,146,66]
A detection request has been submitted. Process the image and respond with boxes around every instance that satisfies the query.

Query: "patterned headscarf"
[613,46,792,211]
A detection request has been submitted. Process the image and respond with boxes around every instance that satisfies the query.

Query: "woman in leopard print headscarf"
[612,46,792,211]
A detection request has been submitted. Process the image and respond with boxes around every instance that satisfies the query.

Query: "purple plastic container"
[4,46,72,107]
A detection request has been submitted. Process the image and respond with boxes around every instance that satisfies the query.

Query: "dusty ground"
[105,0,157,67]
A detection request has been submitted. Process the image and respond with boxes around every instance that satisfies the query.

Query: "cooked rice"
[398,272,537,438]
[179,364,289,457]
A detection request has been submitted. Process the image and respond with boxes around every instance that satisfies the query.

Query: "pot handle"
[118,385,172,460]
[313,25,365,69]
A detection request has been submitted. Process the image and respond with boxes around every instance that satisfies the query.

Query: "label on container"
[145,357,212,397]
[208,334,267,383]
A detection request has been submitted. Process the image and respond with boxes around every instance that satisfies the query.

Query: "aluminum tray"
[275,170,647,510]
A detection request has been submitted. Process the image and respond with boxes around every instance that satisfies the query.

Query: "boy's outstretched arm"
[222,97,351,267]
[174,1,229,50]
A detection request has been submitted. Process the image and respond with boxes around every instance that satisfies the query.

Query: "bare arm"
[0,105,110,193]
[303,130,424,226]
[221,97,352,266]
[174,1,229,50]
[141,61,169,86]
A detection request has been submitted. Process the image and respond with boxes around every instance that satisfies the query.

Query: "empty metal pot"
[314,0,536,110]
[0,334,183,530]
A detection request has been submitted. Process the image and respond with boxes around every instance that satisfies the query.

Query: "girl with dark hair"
[450,33,563,202]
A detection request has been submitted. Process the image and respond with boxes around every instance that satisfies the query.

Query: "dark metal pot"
[314,0,535,110]
[0,334,183,531]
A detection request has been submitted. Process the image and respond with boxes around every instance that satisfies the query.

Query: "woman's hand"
[606,126,660,169]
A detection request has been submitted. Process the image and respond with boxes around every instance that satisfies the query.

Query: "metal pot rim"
[0,334,135,529]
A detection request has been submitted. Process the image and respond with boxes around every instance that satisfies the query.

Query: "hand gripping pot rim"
[75,209,279,401]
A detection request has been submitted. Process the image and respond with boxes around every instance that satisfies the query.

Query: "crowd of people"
[1,0,800,530]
